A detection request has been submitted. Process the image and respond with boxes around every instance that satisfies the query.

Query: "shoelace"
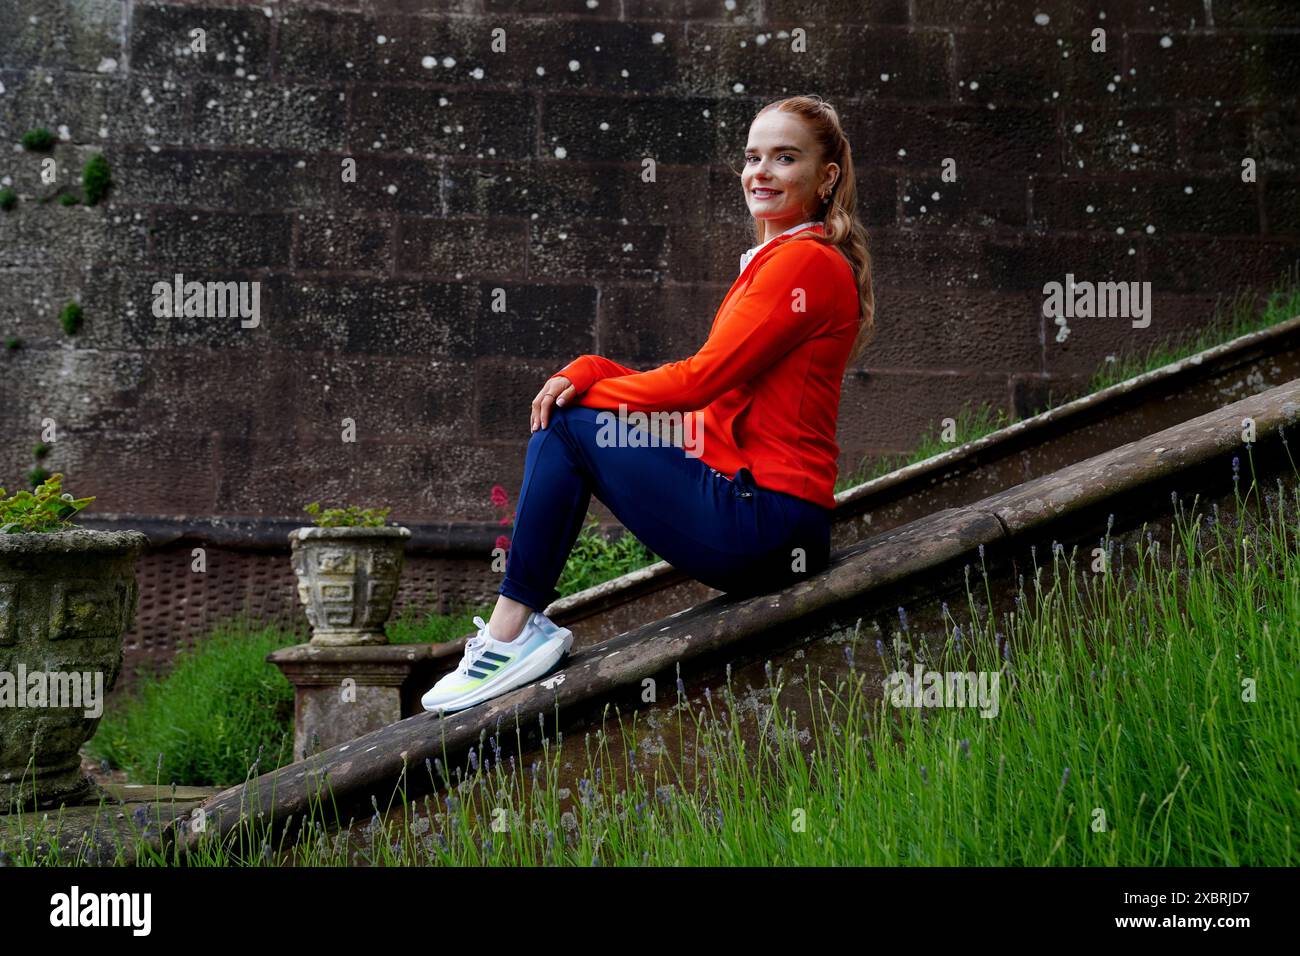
[456,617,495,676]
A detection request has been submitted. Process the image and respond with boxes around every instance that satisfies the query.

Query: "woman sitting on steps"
[423,93,877,715]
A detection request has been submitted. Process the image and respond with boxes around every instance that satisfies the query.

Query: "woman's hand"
[531,375,577,432]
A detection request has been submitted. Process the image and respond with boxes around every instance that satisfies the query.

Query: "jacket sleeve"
[548,355,642,396]
[573,240,833,413]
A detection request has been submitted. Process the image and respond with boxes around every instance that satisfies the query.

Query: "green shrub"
[0,188,16,211]
[59,301,82,336]
[555,516,658,597]
[21,128,55,151]
[3,335,19,351]
[86,618,301,787]
[58,193,79,206]
[82,153,111,206]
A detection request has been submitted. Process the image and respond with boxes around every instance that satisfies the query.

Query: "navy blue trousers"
[499,403,832,611]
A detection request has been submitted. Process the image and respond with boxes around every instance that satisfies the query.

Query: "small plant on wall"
[82,153,111,206]
[0,472,95,533]
[302,500,393,527]
[20,127,56,151]
[59,301,82,336]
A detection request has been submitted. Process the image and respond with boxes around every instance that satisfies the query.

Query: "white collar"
[739,220,822,274]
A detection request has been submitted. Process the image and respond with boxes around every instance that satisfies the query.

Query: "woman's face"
[743,112,835,238]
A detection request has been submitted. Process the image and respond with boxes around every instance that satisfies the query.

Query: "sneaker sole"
[426,628,574,714]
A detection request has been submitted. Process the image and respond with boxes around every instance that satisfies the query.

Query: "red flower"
[490,484,509,509]
[495,534,511,551]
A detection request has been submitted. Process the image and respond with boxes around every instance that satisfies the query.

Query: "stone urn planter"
[289,526,412,646]
[0,528,147,811]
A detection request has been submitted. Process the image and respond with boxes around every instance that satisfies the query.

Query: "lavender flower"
[468,748,479,772]
[920,765,929,785]
[898,606,909,632]
[1232,456,1241,484]
[875,638,885,658]
[978,543,985,560]
[843,644,855,668]
[676,675,686,697]
[1059,767,1071,793]
[953,624,963,650]
[959,739,970,758]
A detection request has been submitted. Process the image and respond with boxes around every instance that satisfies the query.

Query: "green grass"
[835,271,1300,495]
[83,618,301,788]
[11,446,1295,865]
[835,400,1015,492]
[554,515,659,598]
[384,603,494,644]
[1084,272,1300,395]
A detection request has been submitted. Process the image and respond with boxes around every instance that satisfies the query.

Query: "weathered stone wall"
[2,0,1298,529]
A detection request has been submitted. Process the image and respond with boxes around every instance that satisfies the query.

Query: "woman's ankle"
[488,603,532,642]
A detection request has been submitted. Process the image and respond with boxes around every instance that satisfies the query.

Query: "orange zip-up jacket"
[547,222,860,510]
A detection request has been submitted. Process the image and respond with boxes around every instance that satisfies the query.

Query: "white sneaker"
[421,612,574,715]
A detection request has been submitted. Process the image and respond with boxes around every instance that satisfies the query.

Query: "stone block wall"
[1,0,1297,612]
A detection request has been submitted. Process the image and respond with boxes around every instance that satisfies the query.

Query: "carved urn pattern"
[289,526,412,646]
